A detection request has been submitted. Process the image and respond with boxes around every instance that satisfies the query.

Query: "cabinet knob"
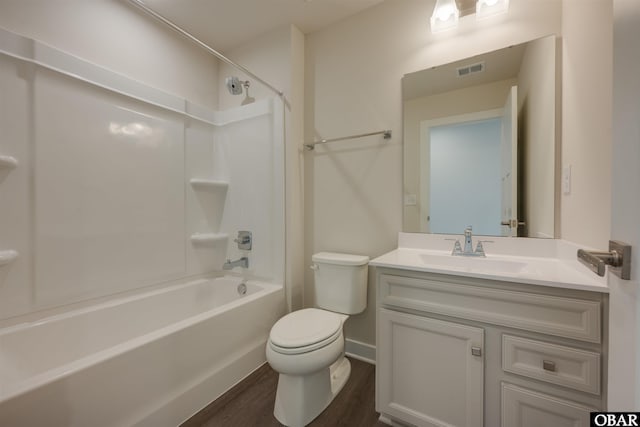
[471,346,482,357]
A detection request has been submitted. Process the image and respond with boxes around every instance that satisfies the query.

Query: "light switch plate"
[562,165,571,194]
[404,194,417,206]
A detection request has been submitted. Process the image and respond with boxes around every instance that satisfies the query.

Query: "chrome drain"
[237,282,247,295]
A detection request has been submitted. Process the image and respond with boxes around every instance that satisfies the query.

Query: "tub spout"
[223,257,249,270]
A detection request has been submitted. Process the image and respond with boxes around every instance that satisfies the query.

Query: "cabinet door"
[501,383,596,427]
[377,308,484,427]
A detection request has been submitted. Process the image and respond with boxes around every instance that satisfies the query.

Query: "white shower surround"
[0,26,285,320]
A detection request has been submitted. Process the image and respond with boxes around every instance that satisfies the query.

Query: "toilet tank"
[311,252,369,315]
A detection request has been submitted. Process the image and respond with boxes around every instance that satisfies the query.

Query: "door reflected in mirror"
[403,35,557,238]
[428,116,502,236]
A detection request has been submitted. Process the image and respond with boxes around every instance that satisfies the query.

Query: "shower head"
[226,76,247,95]
[226,76,255,105]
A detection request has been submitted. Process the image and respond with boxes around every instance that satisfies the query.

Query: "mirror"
[403,35,557,238]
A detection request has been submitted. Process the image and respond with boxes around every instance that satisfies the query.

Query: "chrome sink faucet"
[450,226,490,257]
[463,226,474,253]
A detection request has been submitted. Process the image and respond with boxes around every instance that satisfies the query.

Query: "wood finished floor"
[182,357,387,427]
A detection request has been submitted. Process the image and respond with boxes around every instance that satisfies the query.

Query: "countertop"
[370,233,609,293]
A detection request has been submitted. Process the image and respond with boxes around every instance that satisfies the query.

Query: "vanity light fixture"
[430,0,460,33]
[430,0,509,33]
[476,0,510,19]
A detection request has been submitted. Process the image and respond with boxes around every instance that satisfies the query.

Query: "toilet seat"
[269,308,343,355]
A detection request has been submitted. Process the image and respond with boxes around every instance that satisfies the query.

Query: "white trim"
[421,109,504,130]
[378,415,397,426]
[345,338,376,365]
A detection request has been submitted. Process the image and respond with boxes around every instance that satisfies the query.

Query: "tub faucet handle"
[234,231,252,250]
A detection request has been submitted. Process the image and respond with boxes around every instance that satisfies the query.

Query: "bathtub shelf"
[190,179,229,191]
[0,250,19,266]
[190,233,228,245]
[0,155,18,170]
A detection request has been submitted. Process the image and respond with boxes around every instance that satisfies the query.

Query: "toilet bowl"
[266,252,369,427]
[267,308,346,373]
[267,308,351,427]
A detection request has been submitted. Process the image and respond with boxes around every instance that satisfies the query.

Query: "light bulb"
[430,0,460,32]
[437,5,455,21]
[476,0,509,19]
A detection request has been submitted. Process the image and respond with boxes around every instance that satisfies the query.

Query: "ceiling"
[140,0,385,51]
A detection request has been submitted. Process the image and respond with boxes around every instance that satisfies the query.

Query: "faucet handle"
[446,238,463,255]
[234,231,252,250]
[475,240,493,255]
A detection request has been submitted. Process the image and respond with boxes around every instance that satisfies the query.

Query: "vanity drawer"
[379,273,602,343]
[502,335,601,394]
[501,383,596,427]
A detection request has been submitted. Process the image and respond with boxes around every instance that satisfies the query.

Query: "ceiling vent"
[456,61,485,77]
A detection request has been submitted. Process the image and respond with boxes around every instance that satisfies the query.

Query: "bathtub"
[0,275,285,427]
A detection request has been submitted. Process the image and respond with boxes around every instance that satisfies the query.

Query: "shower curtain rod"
[124,0,285,99]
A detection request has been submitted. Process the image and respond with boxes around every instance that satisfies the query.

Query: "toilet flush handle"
[309,264,319,271]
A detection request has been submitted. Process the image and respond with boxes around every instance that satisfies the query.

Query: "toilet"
[266,252,369,427]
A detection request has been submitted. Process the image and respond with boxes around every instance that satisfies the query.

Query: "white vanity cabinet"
[375,268,607,427]
[378,308,485,427]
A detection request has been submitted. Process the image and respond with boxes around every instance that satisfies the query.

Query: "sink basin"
[418,253,528,274]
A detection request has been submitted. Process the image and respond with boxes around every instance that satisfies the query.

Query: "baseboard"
[345,338,376,365]
[379,414,406,426]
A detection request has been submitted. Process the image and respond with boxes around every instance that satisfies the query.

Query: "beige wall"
[561,0,612,249]
[518,36,557,239]
[304,0,614,347]
[403,79,517,232]
[0,0,219,109]
[218,25,292,108]
[220,25,306,311]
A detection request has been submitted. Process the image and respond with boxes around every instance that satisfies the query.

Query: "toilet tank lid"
[312,252,369,266]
